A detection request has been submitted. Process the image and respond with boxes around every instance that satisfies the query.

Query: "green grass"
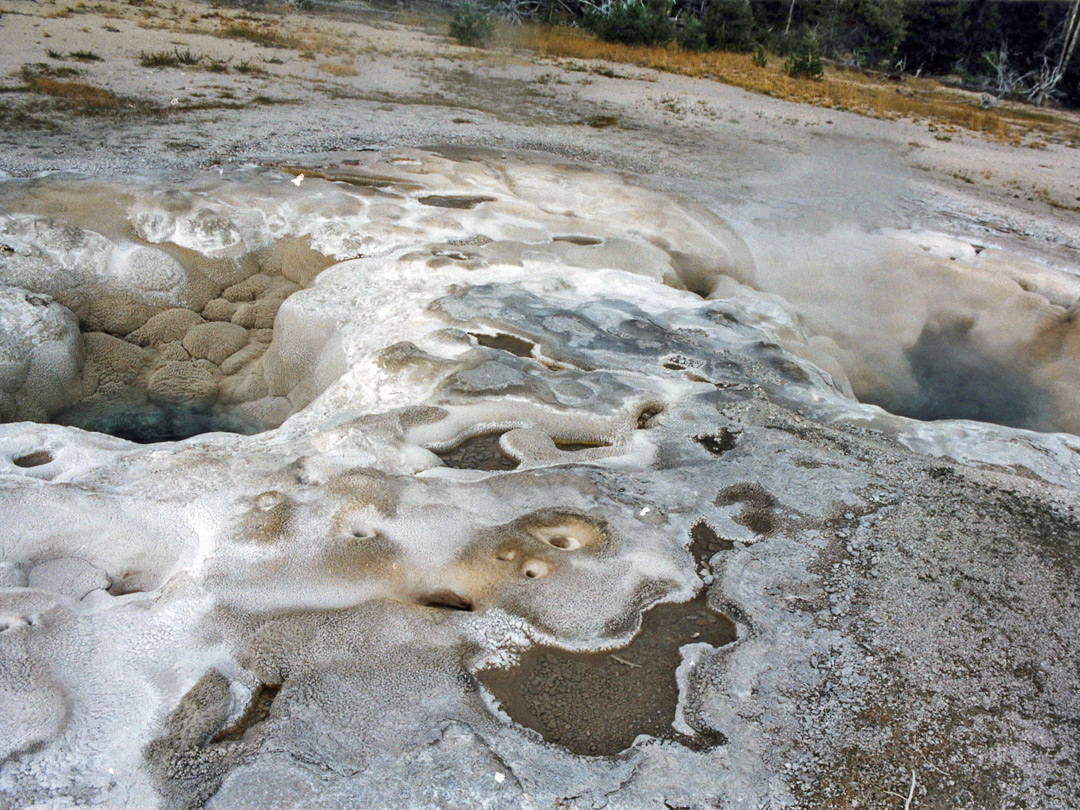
[174,48,200,65]
[140,50,179,67]
[234,60,266,75]
[0,102,59,131]
[139,48,201,68]
[22,63,82,79]
[220,23,300,49]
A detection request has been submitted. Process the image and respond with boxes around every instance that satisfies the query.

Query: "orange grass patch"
[317,62,358,77]
[508,25,1080,144]
[25,76,119,108]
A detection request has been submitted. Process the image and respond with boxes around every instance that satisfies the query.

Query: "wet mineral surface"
[0,149,1078,810]
[478,591,736,756]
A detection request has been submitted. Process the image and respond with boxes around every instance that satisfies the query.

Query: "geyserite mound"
[1,149,1078,810]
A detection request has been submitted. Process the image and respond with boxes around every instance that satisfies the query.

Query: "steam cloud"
[736,221,1080,435]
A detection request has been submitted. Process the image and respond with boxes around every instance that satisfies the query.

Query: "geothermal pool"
[2,149,1079,808]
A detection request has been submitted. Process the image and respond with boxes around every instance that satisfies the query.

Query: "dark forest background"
[444,0,1080,107]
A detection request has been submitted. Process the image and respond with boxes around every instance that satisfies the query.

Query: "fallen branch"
[884,769,917,809]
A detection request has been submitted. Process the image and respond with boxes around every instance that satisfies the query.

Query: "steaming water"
[886,322,1043,428]
[737,221,1080,435]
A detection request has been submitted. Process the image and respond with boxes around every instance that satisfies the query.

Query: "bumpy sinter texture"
[1,150,1079,809]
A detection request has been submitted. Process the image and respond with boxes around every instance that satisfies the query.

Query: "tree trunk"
[1054,0,1080,79]
[1032,0,1080,105]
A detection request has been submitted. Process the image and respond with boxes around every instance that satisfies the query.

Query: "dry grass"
[17,59,135,115]
[318,62,358,77]
[219,22,302,50]
[23,75,119,108]
[508,25,1078,145]
[27,62,82,79]
[43,0,104,17]
[1034,186,1080,212]
[394,10,445,35]
[216,18,351,57]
